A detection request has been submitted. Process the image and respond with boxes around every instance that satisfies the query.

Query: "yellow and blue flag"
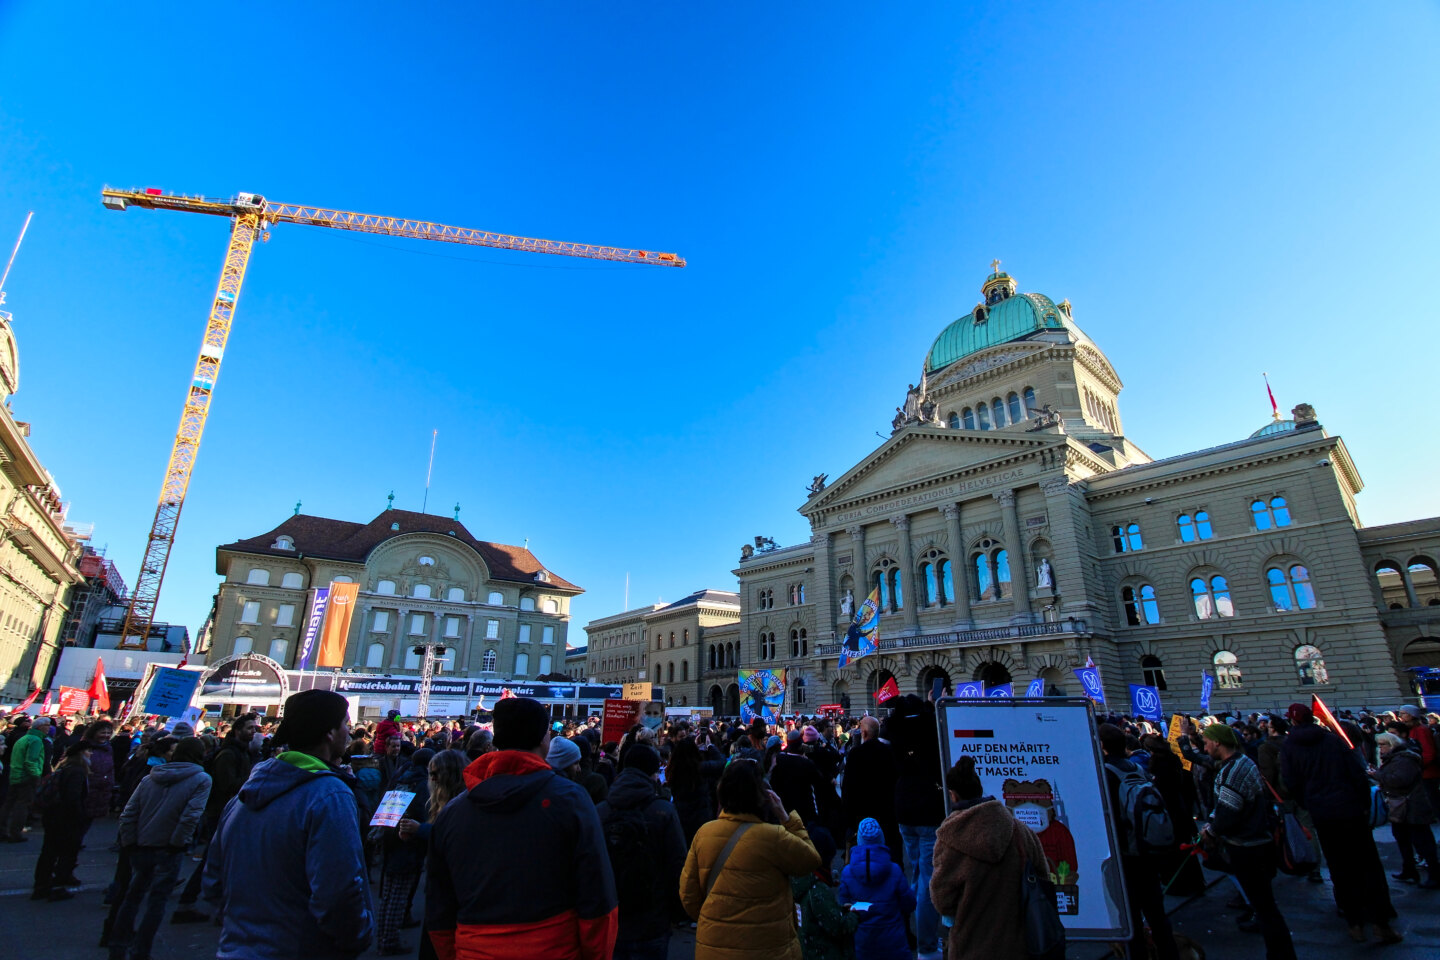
[839,586,881,668]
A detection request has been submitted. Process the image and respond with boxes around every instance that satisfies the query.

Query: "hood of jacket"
[846,842,895,882]
[605,766,658,811]
[462,749,554,813]
[238,752,342,812]
[937,797,1015,864]
[146,760,206,786]
[1287,722,1329,748]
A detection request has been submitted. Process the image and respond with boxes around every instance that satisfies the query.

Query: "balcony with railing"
[814,617,1088,658]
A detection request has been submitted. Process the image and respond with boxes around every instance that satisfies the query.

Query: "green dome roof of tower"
[924,269,1083,375]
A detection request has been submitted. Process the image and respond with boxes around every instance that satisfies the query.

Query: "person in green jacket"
[1,717,52,842]
[791,826,859,960]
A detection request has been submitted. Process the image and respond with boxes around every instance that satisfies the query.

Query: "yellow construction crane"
[101,186,685,651]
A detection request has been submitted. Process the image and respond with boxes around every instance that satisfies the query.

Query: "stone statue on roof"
[903,383,921,421]
[807,474,828,496]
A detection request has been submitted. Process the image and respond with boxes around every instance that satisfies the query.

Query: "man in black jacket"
[1280,703,1400,944]
[596,745,686,960]
[884,697,947,960]
[841,717,899,857]
[770,731,826,826]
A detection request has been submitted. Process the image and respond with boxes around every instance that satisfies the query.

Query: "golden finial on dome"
[990,258,1001,275]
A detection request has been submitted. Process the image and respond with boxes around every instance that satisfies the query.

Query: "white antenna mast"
[421,428,437,513]
[0,212,34,307]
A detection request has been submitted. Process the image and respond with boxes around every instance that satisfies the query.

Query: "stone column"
[811,529,835,642]
[350,604,373,667]
[847,523,867,600]
[994,489,1035,625]
[458,614,475,671]
[389,607,410,669]
[891,514,921,636]
[941,503,973,631]
[1039,477,1098,619]
[1401,569,1421,609]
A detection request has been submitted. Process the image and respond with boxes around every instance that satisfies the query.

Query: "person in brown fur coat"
[930,756,1048,960]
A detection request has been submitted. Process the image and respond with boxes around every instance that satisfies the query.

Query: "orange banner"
[317,581,359,668]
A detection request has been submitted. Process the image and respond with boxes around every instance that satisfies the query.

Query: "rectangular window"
[275,604,295,627]
[410,614,426,636]
[372,611,389,632]
[519,624,531,644]
[486,619,500,639]
[444,616,460,638]
[240,601,260,624]
[542,626,555,645]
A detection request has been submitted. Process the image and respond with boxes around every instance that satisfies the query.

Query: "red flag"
[89,659,111,713]
[177,638,189,669]
[1264,373,1279,419]
[1311,694,1353,749]
[7,688,39,715]
[40,690,53,715]
[57,687,91,715]
[874,676,900,704]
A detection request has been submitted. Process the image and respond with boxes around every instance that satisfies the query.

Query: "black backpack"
[603,806,657,912]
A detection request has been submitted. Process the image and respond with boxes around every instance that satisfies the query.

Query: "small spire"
[293,499,301,516]
[453,502,461,521]
[990,258,1001,275]
[386,490,395,510]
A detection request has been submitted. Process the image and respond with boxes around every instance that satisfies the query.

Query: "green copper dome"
[925,277,1074,375]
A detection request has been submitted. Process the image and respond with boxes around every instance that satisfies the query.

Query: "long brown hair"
[428,750,466,821]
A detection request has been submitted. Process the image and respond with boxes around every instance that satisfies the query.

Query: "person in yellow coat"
[681,759,822,960]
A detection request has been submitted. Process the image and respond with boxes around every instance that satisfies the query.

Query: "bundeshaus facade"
[206,508,581,681]
[724,269,1438,715]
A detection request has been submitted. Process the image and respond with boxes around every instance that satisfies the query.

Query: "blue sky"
[1,3,1438,642]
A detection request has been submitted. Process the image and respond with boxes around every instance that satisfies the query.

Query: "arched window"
[1294,645,1329,685]
[542,599,558,614]
[1375,562,1406,607]
[948,412,961,430]
[515,652,529,676]
[887,568,903,610]
[482,649,497,672]
[991,397,1007,428]
[1122,584,1160,625]
[232,636,253,656]
[539,654,553,675]
[667,662,675,683]
[1252,497,1292,531]
[994,549,1011,599]
[962,408,975,430]
[1271,497,1291,527]
[669,631,676,648]
[246,568,270,586]
[332,576,354,584]
[1007,392,1022,423]
[1409,559,1440,606]
[976,402,991,430]
[708,645,715,670]
[366,642,386,668]
[975,553,994,602]
[281,572,304,589]
[940,559,953,604]
[921,562,936,604]
[799,628,807,657]
[1267,565,1316,611]
[268,638,289,664]
[1022,387,1036,417]
[1191,576,1235,619]
[520,597,536,611]
[376,579,396,595]
[1141,654,1167,690]
[273,535,295,550]
[1177,514,1195,542]
[1214,650,1243,689]
[1194,511,1213,540]
[447,587,465,602]
[412,583,431,599]
[1112,523,1143,553]
[681,660,688,681]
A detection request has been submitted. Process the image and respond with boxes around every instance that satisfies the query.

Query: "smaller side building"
[585,589,741,706]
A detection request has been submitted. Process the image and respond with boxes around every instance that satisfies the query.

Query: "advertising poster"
[370,789,417,827]
[295,586,330,672]
[935,697,1130,941]
[317,581,359,668]
[738,668,787,724]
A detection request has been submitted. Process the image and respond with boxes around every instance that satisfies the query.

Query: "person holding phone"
[680,759,821,960]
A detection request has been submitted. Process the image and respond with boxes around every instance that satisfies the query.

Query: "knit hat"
[493,697,550,751]
[858,817,884,845]
[170,721,195,739]
[274,690,350,749]
[546,736,581,771]
[387,709,401,720]
[1286,703,1314,725]
[766,734,782,750]
[1201,723,1239,748]
[410,747,435,771]
[625,743,661,777]
[802,725,821,743]
[1398,705,1423,719]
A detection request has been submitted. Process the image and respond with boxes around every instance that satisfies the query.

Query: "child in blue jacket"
[838,818,916,960]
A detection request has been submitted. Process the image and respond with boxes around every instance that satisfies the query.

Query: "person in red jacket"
[425,697,618,960]
[372,710,402,755]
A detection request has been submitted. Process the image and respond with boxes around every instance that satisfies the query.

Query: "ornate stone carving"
[940,503,960,521]
[992,489,1016,508]
[847,525,865,540]
[840,589,854,617]
[1040,477,1070,497]
[1292,403,1317,423]
[1036,558,1053,589]
[889,515,911,531]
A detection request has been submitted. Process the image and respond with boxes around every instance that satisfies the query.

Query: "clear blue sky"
[1,3,1438,643]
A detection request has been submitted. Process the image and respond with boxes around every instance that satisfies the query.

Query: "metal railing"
[814,618,1087,657]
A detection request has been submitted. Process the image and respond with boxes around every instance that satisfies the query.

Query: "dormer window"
[271,536,295,551]
[535,569,550,583]
[390,522,400,531]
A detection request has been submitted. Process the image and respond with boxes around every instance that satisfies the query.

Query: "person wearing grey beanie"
[547,736,582,776]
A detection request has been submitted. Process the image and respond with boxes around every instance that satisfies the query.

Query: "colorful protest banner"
[57,687,91,714]
[1166,715,1193,772]
[602,699,642,744]
[738,669,787,724]
[1074,668,1105,703]
[838,587,880,668]
[370,790,417,827]
[936,697,1131,941]
[874,676,900,704]
[1129,684,1163,722]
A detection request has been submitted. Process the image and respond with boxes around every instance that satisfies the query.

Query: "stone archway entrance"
[918,666,952,698]
[1038,666,1068,696]
[1401,636,1440,669]
[709,685,725,715]
[832,680,852,714]
[975,661,1012,687]
[724,683,740,717]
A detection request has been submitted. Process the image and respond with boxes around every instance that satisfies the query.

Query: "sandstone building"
[585,589,739,704]
[720,268,1438,714]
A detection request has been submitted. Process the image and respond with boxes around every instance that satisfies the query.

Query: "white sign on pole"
[934,696,1131,941]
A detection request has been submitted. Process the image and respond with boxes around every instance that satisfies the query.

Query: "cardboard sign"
[1166,715,1193,772]
[143,667,201,719]
[622,682,652,702]
[369,789,416,827]
[936,697,1131,942]
[602,699,642,744]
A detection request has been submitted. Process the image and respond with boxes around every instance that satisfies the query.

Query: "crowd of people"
[0,695,1435,960]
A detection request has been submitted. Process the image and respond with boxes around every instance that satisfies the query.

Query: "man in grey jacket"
[109,737,211,960]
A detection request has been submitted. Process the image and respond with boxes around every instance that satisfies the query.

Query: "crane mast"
[104,187,683,651]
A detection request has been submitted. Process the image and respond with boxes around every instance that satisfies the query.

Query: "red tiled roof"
[216,509,582,592]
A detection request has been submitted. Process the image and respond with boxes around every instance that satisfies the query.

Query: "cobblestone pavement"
[0,817,1434,959]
